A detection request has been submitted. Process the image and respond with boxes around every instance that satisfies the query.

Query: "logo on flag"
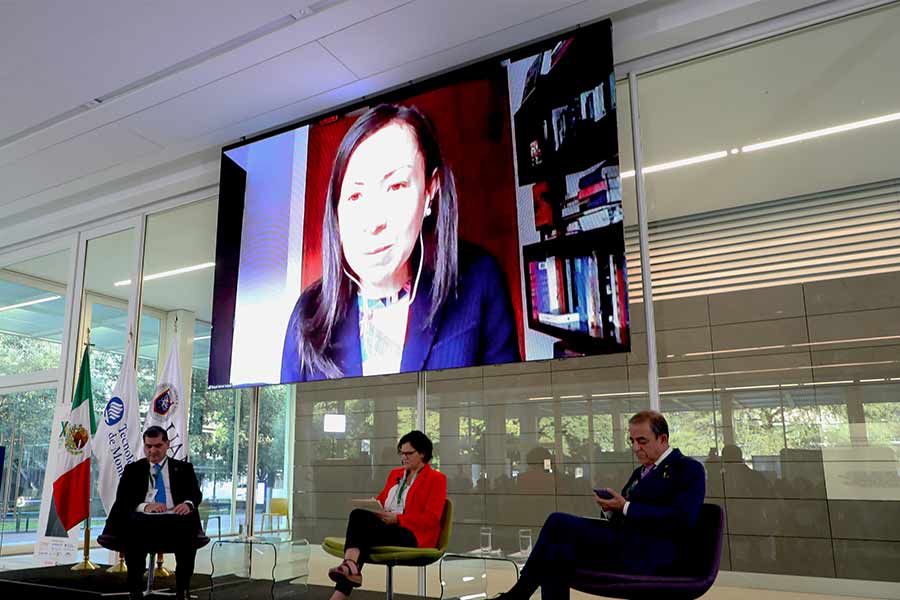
[103,397,125,426]
[62,424,89,456]
[145,335,188,461]
[152,384,177,416]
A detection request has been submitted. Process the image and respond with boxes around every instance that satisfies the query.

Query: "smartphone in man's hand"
[593,488,614,500]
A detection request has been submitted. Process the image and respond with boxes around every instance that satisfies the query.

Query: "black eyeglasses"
[398,450,417,457]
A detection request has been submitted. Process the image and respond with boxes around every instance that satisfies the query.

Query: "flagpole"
[72,334,98,571]
[106,330,135,574]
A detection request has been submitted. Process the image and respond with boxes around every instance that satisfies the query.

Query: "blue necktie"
[154,463,166,504]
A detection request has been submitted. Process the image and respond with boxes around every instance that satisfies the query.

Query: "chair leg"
[385,565,393,600]
[145,553,155,595]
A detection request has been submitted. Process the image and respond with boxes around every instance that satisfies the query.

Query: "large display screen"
[209,20,627,387]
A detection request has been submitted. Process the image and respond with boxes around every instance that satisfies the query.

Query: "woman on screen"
[281,103,519,382]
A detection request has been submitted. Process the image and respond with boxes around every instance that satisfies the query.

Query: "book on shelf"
[608,254,619,341]
[544,257,560,313]
[572,256,588,330]
[538,312,580,326]
[528,262,540,320]
[578,180,608,200]
[526,246,629,345]
[564,258,575,315]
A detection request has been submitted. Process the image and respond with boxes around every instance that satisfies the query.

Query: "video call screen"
[209,19,628,387]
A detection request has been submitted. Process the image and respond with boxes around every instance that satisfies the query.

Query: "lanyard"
[397,472,411,500]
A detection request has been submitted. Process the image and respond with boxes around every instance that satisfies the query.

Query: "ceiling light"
[114,262,215,287]
[590,391,647,398]
[682,344,786,357]
[723,384,782,391]
[193,335,211,341]
[620,150,728,180]
[0,295,61,312]
[742,110,900,153]
[790,335,900,348]
[659,359,898,380]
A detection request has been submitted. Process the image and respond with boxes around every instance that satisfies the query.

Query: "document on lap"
[351,498,384,512]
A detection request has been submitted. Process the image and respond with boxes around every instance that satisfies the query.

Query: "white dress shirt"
[383,470,418,514]
[137,458,175,513]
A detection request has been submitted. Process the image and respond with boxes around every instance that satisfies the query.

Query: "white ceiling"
[2,0,844,248]
[0,0,659,235]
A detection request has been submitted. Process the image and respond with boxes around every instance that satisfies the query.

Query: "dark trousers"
[125,548,196,593]
[122,513,198,595]
[335,508,417,595]
[517,512,623,600]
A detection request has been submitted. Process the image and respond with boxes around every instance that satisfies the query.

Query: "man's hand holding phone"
[593,487,626,512]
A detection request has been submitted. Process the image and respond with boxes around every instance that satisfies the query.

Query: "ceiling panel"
[0,0,409,171]
[0,124,161,201]
[170,0,646,157]
[320,0,624,77]
[0,0,307,140]
[127,41,356,146]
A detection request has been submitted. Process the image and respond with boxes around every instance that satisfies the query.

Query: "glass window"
[0,388,57,553]
[138,199,231,532]
[639,3,900,581]
[73,228,138,537]
[256,385,293,534]
[0,249,70,378]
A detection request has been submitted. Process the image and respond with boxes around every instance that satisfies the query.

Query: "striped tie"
[641,464,655,479]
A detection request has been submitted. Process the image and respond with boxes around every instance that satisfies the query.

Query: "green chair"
[322,499,454,600]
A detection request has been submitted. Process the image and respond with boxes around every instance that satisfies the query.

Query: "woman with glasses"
[327,430,447,600]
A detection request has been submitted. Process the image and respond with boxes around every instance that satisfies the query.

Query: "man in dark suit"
[102,426,203,600]
[498,410,706,599]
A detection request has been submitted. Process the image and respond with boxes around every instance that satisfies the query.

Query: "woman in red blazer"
[328,430,447,599]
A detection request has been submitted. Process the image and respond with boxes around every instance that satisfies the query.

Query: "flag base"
[71,559,99,571]
[155,553,171,577]
[107,554,127,573]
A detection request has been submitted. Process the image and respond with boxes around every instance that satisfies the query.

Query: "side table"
[209,536,309,597]
[439,549,529,599]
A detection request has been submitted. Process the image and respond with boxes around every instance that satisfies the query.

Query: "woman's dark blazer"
[280,242,520,383]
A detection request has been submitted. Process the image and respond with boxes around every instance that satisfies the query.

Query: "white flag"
[146,336,189,460]
[95,338,142,515]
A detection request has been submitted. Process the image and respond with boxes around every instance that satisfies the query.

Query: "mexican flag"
[45,346,96,535]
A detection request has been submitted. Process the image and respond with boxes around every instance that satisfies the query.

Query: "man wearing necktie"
[497,410,706,599]
[102,426,203,600]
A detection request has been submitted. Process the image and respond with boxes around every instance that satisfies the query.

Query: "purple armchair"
[571,503,725,600]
